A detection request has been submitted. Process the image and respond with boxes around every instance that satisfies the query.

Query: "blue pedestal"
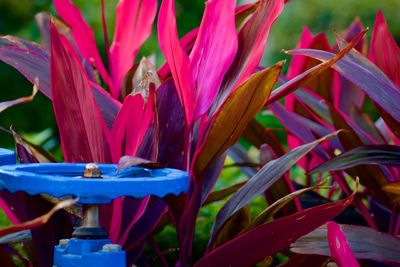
[53,238,126,267]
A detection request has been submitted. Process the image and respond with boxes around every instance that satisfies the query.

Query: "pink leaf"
[327,221,360,267]
[369,11,400,87]
[213,0,285,110]
[158,0,195,125]
[111,92,154,162]
[190,0,238,118]
[157,28,199,81]
[50,22,111,163]
[54,0,111,90]
[287,27,315,78]
[109,0,157,98]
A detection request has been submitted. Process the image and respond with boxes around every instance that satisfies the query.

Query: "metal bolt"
[58,239,69,248]
[83,163,101,178]
[72,163,107,239]
[102,244,122,252]
[82,163,101,228]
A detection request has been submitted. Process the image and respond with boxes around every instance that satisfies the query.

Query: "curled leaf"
[11,128,56,163]
[117,155,162,172]
[0,198,76,238]
[0,78,38,113]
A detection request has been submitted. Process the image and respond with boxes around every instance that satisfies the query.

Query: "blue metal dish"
[0,148,15,166]
[0,163,189,203]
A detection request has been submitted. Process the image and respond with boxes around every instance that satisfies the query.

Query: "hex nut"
[102,244,122,252]
[58,239,69,248]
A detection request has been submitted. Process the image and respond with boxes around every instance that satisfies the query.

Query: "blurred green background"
[0,0,399,152]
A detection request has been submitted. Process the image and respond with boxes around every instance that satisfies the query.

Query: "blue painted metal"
[0,162,189,266]
[0,148,15,166]
[0,163,189,203]
[53,238,125,267]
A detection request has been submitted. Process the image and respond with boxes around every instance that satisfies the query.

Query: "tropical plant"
[0,0,399,267]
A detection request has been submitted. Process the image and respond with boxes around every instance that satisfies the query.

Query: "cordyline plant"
[0,0,396,266]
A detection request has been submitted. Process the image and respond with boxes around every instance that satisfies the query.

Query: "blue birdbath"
[0,162,189,267]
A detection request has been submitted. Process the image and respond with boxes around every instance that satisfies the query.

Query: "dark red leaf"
[369,11,400,87]
[50,22,111,163]
[195,192,354,267]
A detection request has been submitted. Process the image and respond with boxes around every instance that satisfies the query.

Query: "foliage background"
[0,0,399,150]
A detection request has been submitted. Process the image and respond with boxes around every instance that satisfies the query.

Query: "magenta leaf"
[109,0,157,98]
[110,91,154,162]
[190,0,238,118]
[157,27,199,81]
[213,0,285,110]
[369,11,400,87]
[158,0,195,125]
[210,132,339,242]
[50,22,111,163]
[195,193,354,267]
[327,221,360,267]
[157,3,258,82]
[286,27,320,79]
[53,0,111,89]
